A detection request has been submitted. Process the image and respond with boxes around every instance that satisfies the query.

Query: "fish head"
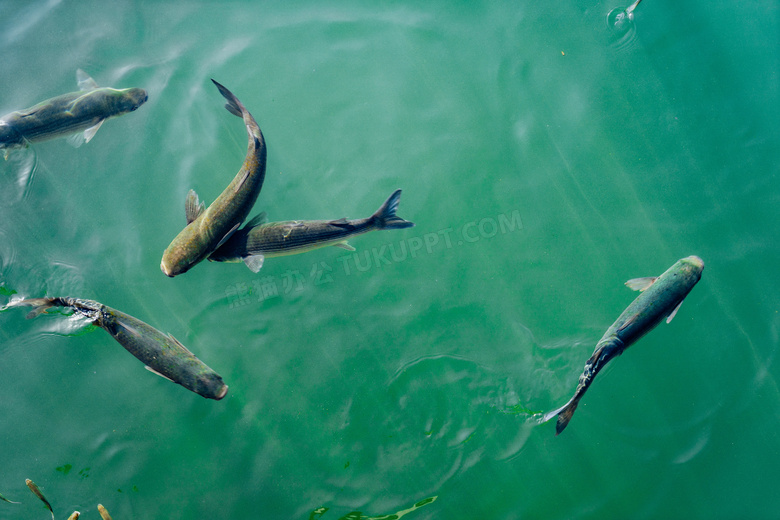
[117,87,148,113]
[100,87,147,116]
[196,371,228,400]
[160,256,187,277]
[679,255,704,281]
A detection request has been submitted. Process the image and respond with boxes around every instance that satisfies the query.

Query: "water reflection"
[606,0,642,49]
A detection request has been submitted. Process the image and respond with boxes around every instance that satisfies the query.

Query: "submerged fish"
[25,479,54,520]
[0,490,19,504]
[160,79,267,277]
[68,512,80,520]
[209,189,414,272]
[543,256,704,435]
[97,504,113,520]
[0,69,147,155]
[17,297,228,400]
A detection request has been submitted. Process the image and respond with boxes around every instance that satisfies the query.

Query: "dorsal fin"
[76,69,99,90]
[185,189,205,224]
[625,277,657,292]
[243,212,268,229]
[166,332,194,355]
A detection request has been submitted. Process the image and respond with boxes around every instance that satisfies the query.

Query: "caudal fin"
[372,190,414,230]
[541,395,581,435]
[211,79,245,118]
[16,298,58,319]
[210,79,264,155]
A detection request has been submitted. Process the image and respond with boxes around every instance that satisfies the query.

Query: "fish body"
[209,189,414,272]
[97,504,113,520]
[0,69,147,153]
[544,256,704,434]
[160,79,267,277]
[25,479,54,520]
[18,297,227,400]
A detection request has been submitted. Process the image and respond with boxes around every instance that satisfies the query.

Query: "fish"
[160,79,267,277]
[0,69,147,156]
[0,490,20,504]
[25,479,54,520]
[16,297,228,400]
[209,189,415,272]
[542,256,704,435]
[625,0,642,19]
[97,504,113,520]
[68,512,81,520]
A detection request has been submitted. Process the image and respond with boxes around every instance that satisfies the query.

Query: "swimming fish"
[68,512,80,520]
[0,490,19,504]
[0,69,147,156]
[209,189,414,272]
[624,0,642,19]
[543,256,704,435]
[25,479,54,520]
[97,504,113,520]
[17,297,228,400]
[160,79,267,277]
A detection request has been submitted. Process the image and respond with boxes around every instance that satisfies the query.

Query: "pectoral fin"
[215,222,241,250]
[185,189,205,224]
[66,132,86,148]
[76,69,99,90]
[244,254,265,273]
[145,365,174,383]
[666,301,683,324]
[83,120,104,143]
[625,277,657,292]
[334,241,355,251]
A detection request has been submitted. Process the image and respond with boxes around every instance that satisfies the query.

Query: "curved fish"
[16,297,228,400]
[160,79,267,277]
[0,69,147,154]
[543,256,704,434]
[209,189,414,272]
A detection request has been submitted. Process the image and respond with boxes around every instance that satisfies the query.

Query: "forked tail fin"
[372,189,414,230]
[541,394,582,435]
[17,297,59,319]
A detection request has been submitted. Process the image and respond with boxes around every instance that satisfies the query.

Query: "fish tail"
[17,297,60,319]
[541,394,582,435]
[17,297,102,322]
[210,79,264,149]
[211,79,244,118]
[371,189,415,230]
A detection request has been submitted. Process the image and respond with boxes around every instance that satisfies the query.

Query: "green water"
[1,1,778,519]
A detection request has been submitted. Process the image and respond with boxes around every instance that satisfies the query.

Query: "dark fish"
[209,189,414,272]
[0,490,20,504]
[543,256,704,434]
[160,79,267,277]
[17,297,227,400]
[0,69,147,156]
[25,479,54,520]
